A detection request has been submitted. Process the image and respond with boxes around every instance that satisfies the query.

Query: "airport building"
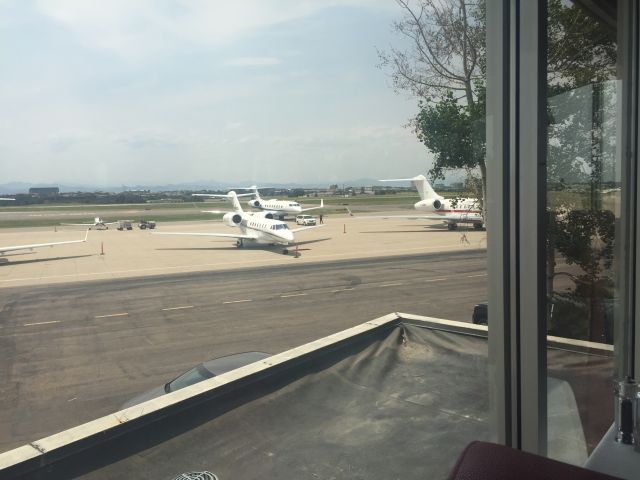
[28,187,59,196]
[1,2,639,479]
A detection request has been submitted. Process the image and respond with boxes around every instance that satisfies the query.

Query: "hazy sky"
[1,1,432,186]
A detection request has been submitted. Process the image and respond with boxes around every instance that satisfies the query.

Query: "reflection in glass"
[545,0,618,463]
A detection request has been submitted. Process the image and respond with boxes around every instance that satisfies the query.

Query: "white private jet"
[0,198,15,201]
[154,191,324,254]
[61,217,117,230]
[379,175,484,230]
[231,186,323,220]
[1,230,88,257]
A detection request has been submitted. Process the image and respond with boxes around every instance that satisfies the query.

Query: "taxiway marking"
[331,287,354,293]
[162,305,194,311]
[94,312,129,319]
[223,299,252,304]
[280,293,307,298]
[23,320,60,327]
[380,282,404,287]
[467,273,487,278]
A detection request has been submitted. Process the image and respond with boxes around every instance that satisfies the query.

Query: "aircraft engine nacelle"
[223,212,243,227]
[263,212,275,219]
[248,199,261,208]
[432,199,443,210]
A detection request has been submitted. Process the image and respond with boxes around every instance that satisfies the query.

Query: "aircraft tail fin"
[192,191,246,212]
[227,191,244,213]
[379,175,438,200]
[230,185,261,199]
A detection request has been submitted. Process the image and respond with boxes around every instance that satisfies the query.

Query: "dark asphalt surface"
[0,249,486,452]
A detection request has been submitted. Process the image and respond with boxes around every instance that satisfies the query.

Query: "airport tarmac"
[0,250,487,452]
[0,214,486,288]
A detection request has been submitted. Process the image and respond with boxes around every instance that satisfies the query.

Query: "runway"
[0,249,486,452]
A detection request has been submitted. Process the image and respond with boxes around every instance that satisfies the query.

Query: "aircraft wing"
[0,230,89,255]
[192,193,254,198]
[153,232,258,240]
[290,224,326,234]
[375,213,483,223]
[300,199,324,212]
[60,222,93,226]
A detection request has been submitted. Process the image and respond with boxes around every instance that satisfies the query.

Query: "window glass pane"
[545,0,618,464]
[0,1,492,477]
[167,365,212,392]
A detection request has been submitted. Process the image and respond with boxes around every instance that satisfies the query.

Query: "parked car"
[138,220,156,230]
[472,303,488,325]
[295,215,316,226]
[121,351,270,408]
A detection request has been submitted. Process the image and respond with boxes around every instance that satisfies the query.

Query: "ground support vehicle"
[139,220,156,230]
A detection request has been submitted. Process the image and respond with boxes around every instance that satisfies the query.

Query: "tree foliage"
[414,86,485,181]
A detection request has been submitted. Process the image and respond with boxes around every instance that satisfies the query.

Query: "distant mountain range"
[0,178,400,194]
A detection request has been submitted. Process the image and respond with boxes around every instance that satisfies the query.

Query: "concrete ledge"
[399,312,489,337]
[0,446,40,472]
[547,335,613,356]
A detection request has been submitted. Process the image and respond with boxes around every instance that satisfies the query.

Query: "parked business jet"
[0,198,15,201]
[231,186,323,219]
[379,175,483,230]
[61,217,117,230]
[1,230,88,257]
[154,191,324,254]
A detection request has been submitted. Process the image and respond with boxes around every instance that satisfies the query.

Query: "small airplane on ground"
[0,198,15,201]
[61,217,117,230]
[379,175,484,230]
[230,186,323,220]
[0,230,89,257]
[154,191,324,254]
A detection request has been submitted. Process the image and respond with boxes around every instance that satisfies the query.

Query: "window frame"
[487,0,638,456]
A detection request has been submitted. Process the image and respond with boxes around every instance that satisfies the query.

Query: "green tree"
[414,85,486,210]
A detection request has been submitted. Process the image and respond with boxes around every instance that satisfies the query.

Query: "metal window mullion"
[614,0,637,380]
[509,0,521,448]
[627,0,640,380]
[486,0,513,447]
[634,2,640,381]
[516,0,547,456]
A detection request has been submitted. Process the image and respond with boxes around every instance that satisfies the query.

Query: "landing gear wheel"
[282,248,289,255]
[236,239,244,248]
[473,223,484,230]
[447,223,458,231]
